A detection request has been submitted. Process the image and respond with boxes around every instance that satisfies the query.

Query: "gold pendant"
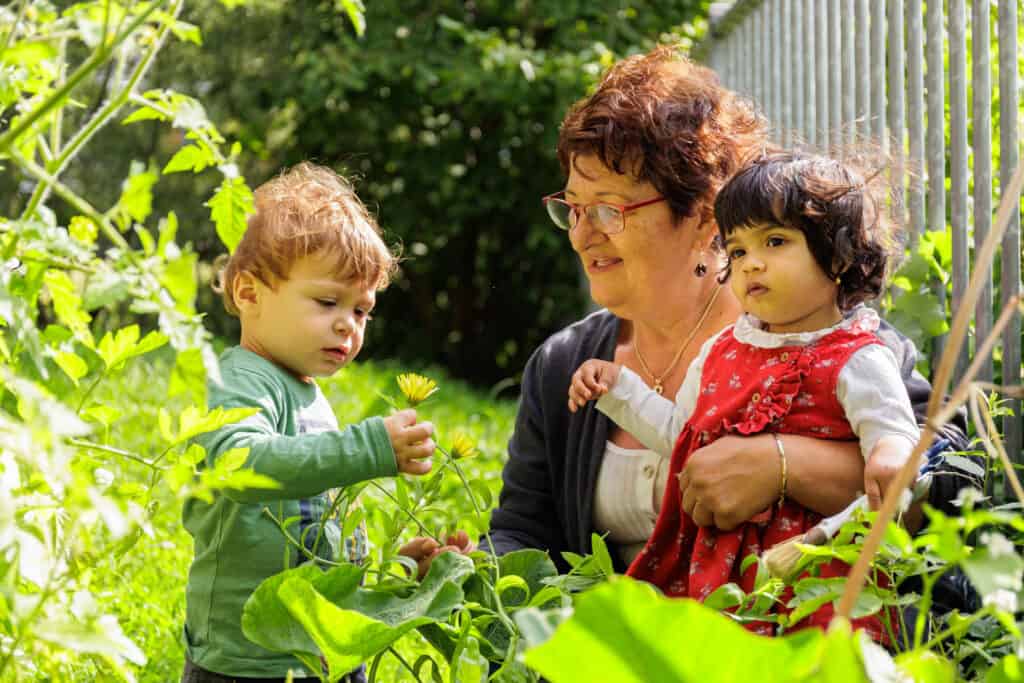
[653,382,664,395]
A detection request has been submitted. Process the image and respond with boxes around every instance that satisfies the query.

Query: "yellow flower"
[449,433,478,460]
[396,373,438,406]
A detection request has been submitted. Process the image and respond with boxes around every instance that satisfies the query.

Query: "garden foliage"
[2,2,1024,682]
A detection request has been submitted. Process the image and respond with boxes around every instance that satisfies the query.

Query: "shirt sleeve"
[195,368,397,503]
[595,333,716,457]
[836,344,921,460]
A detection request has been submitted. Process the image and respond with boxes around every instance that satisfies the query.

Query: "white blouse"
[591,306,920,564]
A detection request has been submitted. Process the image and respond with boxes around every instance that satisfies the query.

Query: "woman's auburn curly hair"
[714,151,903,311]
[214,162,399,316]
[556,45,767,228]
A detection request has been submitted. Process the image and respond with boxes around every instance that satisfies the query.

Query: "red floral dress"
[625,323,892,641]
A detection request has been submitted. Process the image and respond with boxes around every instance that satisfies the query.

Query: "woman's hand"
[679,433,865,530]
[398,531,476,579]
[678,434,780,530]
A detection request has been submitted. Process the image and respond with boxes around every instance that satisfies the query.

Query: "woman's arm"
[486,348,564,556]
[679,433,864,530]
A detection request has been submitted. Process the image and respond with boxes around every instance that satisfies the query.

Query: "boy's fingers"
[402,421,434,443]
[402,458,432,475]
[393,408,417,426]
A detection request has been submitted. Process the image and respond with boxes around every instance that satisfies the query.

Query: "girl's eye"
[766,236,786,247]
[316,299,336,307]
[728,248,745,261]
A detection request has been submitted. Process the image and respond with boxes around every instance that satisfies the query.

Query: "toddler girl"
[569,152,920,641]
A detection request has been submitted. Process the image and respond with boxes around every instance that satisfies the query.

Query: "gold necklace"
[633,284,722,395]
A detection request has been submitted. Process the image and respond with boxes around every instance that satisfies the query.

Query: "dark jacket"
[487,309,972,573]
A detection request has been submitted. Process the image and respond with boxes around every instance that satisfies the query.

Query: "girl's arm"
[595,366,697,457]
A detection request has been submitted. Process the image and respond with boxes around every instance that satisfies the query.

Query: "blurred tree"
[44,0,709,386]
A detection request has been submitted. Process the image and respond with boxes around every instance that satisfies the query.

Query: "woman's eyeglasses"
[541,192,666,235]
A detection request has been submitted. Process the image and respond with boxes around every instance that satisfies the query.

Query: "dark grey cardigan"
[487,309,971,573]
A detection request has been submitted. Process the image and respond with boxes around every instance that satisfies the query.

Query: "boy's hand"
[568,360,621,413]
[398,531,477,579]
[864,436,913,510]
[384,409,435,475]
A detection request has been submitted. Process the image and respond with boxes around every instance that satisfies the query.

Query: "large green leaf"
[206,175,254,253]
[241,564,326,674]
[523,578,871,683]
[244,553,474,681]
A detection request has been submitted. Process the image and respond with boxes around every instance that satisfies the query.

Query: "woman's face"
[565,154,703,319]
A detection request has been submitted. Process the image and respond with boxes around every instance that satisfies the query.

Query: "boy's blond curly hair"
[215,162,398,316]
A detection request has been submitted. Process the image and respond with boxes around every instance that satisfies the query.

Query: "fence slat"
[841,0,855,149]
[829,0,842,149]
[774,0,785,143]
[998,0,1022,462]
[906,0,925,243]
[791,0,803,144]
[887,0,905,218]
[855,0,870,141]
[926,0,948,364]
[870,0,885,145]
[782,0,793,146]
[817,1,830,150]
[972,0,994,384]
[804,0,816,146]
[949,0,970,380]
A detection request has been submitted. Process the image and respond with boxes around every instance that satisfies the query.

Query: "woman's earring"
[695,262,708,278]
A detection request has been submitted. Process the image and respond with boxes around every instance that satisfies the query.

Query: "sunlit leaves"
[42,269,94,347]
[206,175,254,253]
[96,325,167,370]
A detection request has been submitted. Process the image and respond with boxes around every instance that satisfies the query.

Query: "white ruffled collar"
[732,305,880,349]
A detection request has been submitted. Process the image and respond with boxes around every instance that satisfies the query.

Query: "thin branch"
[0,2,164,154]
[971,387,1024,505]
[22,0,183,217]
[69,438,160,470]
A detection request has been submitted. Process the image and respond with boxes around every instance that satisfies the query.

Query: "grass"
[78,352,517,681]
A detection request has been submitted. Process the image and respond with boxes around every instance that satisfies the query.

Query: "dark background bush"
[6,0,708,387]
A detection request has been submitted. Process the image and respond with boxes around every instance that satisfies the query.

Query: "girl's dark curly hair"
[713,152,902,310]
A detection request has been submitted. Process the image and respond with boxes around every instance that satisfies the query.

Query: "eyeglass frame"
[541,191,667,235]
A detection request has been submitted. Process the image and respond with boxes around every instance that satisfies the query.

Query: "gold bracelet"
[772,433,787,508]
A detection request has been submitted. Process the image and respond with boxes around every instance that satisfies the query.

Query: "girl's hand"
[383,409,435,475]
[864,436,913,510]
[568,360,620,412]
[398,531,476,579]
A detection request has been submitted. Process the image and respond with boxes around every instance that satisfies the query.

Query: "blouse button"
[752,392,761,403]
[781,352,789,361]
[642,464,656,479]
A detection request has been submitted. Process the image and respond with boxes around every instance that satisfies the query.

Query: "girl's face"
[565,155,705,320]
[723,223,842,334]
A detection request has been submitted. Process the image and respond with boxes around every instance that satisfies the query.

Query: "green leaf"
[985,655,1024,682]
[35,615,146,666]
[338,0,366,36]
[523,578,868,683]
[206,176,254,253]
[590,533,615,578]
[894,650,957,683]
[69,216,98,244]
[54,351,88,385]
[97,326,167,370]
[160,253,198,314]
[241,564,327,673]
[176,405,258,444]
[163,144,215,174]
[169,348,207,405]
[703,583,745,611]
[43,270,93,347]
[122,105,166,125]
[218,447,249,471]
[115,162,158,225]
[454,635,487,683]
[157,211,179,257]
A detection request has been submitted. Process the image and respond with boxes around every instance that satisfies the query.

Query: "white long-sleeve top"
[592,306,920,564]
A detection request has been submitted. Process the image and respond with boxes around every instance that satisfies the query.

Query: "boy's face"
[235,253,376,381]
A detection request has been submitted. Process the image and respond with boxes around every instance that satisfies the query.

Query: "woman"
[482,45,971,573]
